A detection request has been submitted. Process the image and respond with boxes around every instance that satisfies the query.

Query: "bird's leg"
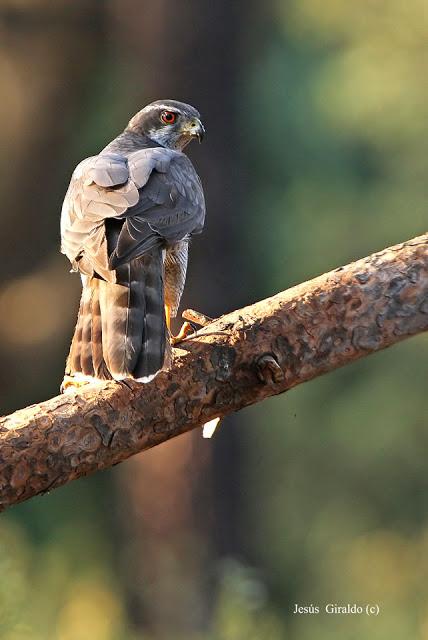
[165,304,194,345]
[166,306,219,346]
[166,305,221,437]
[165,304,171,333]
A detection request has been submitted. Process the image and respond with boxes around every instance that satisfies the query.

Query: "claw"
[60,373,101,394]
[170,321,195,345]
[166,305,215,345]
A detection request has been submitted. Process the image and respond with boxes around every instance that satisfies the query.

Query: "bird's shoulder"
[61,144,205,270]
[68,145,200,193]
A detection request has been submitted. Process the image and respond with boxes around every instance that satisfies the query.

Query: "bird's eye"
[160,110,177,124]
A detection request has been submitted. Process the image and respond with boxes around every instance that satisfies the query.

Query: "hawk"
[60,100,206,390]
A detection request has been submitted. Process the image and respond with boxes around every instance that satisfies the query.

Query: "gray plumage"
[61,100,205,383]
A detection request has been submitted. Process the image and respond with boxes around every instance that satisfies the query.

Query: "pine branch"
[1,233,427,512]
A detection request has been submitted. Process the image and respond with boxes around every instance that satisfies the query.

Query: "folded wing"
[61,148,205,280]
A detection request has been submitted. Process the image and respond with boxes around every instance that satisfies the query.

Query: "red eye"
[160,110,177,124]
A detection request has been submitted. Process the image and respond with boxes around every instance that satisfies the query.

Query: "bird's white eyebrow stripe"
[142,104,182,113]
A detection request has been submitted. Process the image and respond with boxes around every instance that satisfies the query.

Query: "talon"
[170,321,195,345]
[165,304,196,345]
[60,373,97,394]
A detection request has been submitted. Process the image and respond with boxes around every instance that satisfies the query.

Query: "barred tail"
[65,248,170,384]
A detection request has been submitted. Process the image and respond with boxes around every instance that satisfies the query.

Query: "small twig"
[182,308,215,327]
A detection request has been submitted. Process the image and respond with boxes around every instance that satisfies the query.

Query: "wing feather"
[61,146,205,279]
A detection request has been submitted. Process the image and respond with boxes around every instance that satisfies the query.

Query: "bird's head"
[126,100,205,150]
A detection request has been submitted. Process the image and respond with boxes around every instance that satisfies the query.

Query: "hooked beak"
[185,118,205,143]
[195,120,205,143]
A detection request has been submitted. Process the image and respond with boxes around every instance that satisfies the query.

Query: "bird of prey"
[60,100,206,390]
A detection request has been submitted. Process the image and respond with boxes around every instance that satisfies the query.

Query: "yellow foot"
[60,373,100,394]
[165,305,215,346]
[170,321,195,345]
[165,304,198,345]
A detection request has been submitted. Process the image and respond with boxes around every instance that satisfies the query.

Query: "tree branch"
[1,233,427,511]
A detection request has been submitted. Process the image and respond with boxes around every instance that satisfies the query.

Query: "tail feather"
[133,252,167,379]
[79,285,95,376]
[98,277,132,377]
[65,247,168,383]
[90,279,110,379]
[67,292,84,374]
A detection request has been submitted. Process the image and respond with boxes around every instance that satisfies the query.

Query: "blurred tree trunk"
[0,1,106,410]
[0,1,105,280]
[108,2,246,636]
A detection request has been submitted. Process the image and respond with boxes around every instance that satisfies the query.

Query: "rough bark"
[1,233,427,512]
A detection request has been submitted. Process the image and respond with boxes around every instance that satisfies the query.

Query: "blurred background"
[0,1,427,638]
